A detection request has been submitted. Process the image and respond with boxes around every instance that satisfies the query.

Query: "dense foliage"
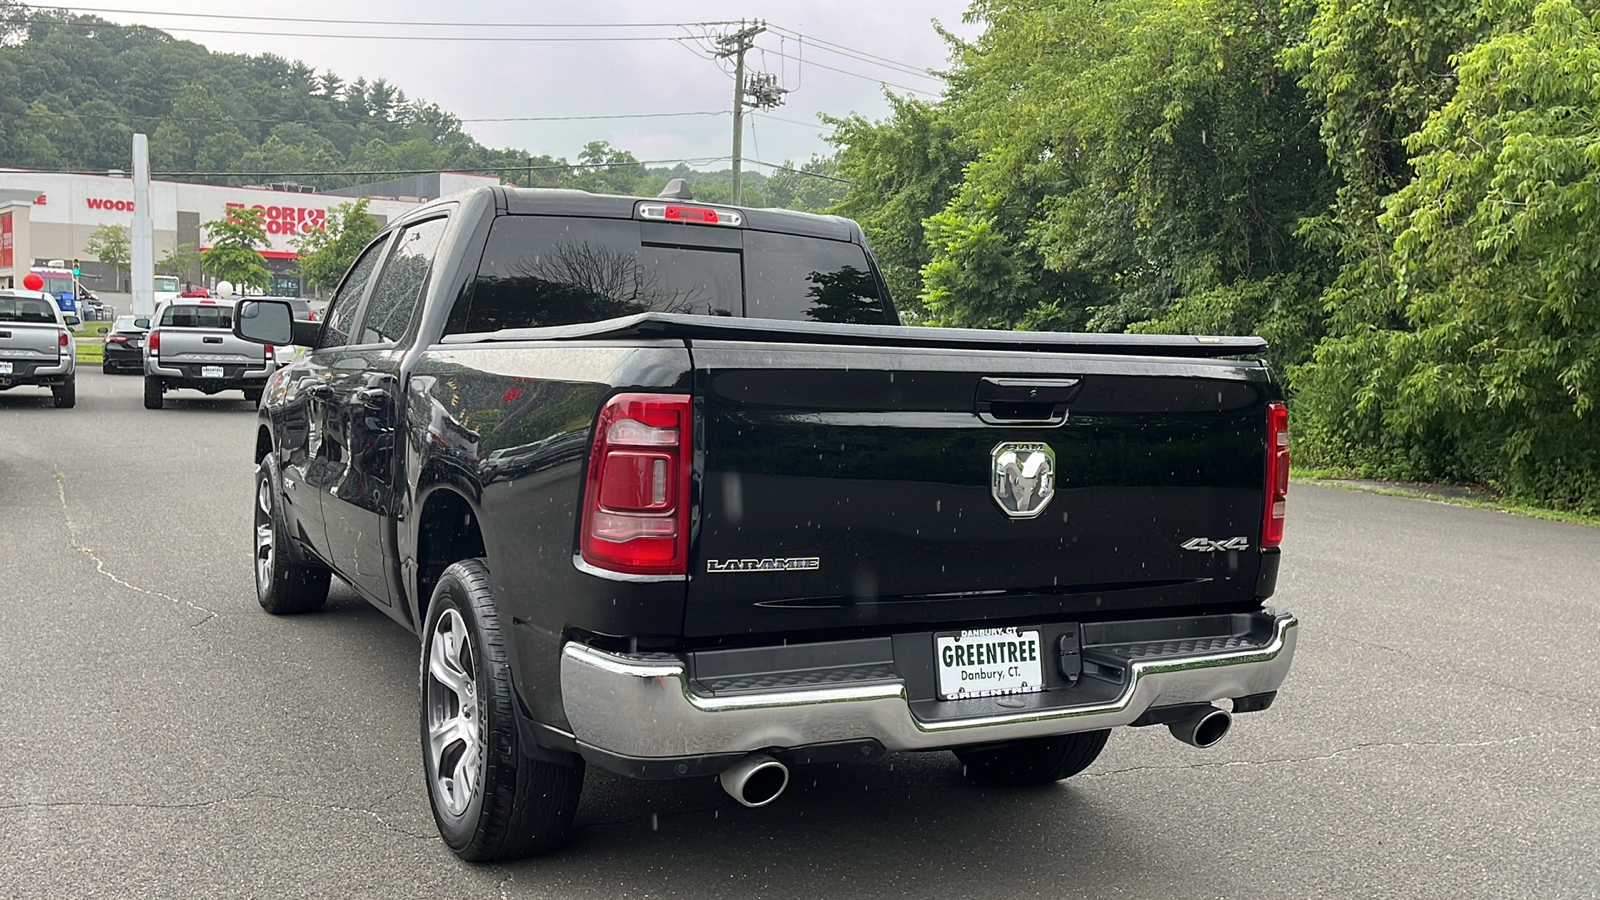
[829,0,1600,511]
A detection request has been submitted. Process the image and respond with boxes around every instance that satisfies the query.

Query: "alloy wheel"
[255,477,274,591]
[426,609,483,816]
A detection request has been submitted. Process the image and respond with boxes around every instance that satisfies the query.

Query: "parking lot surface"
[3,370,1597,899]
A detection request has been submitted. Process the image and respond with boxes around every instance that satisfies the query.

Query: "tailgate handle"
[0,331,9,339]
[976,377,1081,426]
[203,336,224,344]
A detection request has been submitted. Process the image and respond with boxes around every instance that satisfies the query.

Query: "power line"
[769,25,949,82]
[32,6,738,29]
[740,158,851,185]
[43,21,705,42]
[24,107,730,127]
[749,47,941,97]
[137,158,734,179]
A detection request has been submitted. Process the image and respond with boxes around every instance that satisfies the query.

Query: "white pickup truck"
[143,299,275,409]
[0,289,76,408]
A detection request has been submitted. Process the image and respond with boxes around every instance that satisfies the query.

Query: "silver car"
[0,289,77,407]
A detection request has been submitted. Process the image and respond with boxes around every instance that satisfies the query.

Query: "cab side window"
[318,238,389,350]
[358,217,448,345]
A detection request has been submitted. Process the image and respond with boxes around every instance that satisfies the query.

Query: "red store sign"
[226,202,327,235]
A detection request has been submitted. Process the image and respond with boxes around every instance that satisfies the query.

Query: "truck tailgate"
[0,322,65,363]
[687,340,1274,638]
[159,328,265,365]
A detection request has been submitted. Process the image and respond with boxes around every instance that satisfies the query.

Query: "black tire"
[52,377,76,409]
[243,387,264,405]
[422,559,583,861]
[143,375,163,409]
[253,455,331,615]
[954,730,1111,787]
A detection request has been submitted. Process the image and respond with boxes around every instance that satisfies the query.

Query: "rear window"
[446,216,889,335]
[159,305,233,329]
[0,296,59,323]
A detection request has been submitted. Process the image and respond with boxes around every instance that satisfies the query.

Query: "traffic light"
[71,257,80,276]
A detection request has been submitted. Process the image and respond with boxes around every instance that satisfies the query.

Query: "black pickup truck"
[235,185,1297,861]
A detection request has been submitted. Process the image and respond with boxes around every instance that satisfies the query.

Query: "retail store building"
[0,169,499,296]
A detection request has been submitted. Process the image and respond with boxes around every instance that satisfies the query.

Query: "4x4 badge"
[991,442,1056,518]
[1180,536,1251,552]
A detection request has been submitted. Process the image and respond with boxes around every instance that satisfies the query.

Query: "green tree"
[83,223,130,291]
[290,197,381,292]
[1294,0,1600,511]
[158,242,202,283]
[200,207,269,290]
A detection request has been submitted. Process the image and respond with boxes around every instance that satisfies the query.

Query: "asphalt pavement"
[3,370,1597,899]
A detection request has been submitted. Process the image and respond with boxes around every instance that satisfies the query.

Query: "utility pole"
[716,21,765,205]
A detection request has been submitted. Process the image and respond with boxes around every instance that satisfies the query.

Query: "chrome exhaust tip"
[718,754,790,808]
[1167,706,1232,748]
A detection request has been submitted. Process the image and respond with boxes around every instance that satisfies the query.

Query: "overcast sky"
[71,1,983,173]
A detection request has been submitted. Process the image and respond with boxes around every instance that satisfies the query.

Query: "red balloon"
[21,272,43,291]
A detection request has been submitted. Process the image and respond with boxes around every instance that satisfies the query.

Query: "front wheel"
[253,457,331,614]
[954,730,1111,787]
[143,375,163,409]
[422,559,583,861]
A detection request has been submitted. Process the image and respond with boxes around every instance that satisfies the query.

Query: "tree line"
[829,0,1600,513]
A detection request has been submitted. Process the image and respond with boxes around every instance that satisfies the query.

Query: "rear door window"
[357,217,448,345]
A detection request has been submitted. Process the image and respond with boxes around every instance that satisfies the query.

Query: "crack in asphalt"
[54,471,219,627]
[1084,723,1600,778]
[1320,631,1596,709]
[0,792,434,841]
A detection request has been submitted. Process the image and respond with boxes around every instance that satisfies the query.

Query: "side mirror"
[97,326,109,334]
[135,318,149,329]
[234,299,294,345]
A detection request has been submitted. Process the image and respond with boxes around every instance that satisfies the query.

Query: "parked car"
[143,299,275,408]
[102,315,151,374]
[234,185,1297,861]
[0,289,77,407]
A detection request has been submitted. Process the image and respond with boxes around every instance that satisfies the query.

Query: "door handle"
[356,387,388,410]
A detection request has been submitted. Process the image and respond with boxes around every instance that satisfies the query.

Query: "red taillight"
[58,330,69,347]
[107,334,129,343]
[580,393,692,575]
[148,331,160,354]
[1263,401,1289,548]
[309,310,316,321]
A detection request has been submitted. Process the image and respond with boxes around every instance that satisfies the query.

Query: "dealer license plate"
[0,361,11,375]
[201,365,224,378]
[935,628,1045,700]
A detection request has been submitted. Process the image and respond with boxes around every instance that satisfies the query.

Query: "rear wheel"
[52,377,75,409]
[143,376,163,409]
[422,559,583,861]
[253,456,331,614]
[954,730,1111,787]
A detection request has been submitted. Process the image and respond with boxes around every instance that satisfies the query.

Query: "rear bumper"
[0,356,74,386]
[559,608,1297,764]
[146,359,272,382]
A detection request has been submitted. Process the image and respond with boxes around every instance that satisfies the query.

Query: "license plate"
[935,628,1045,700]
[202,365,224,378]
[0,362,11,375]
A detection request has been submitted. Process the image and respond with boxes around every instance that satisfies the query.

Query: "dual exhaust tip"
[720,707,1230,807]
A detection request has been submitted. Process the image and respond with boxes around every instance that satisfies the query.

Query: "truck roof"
[401,185,865,244]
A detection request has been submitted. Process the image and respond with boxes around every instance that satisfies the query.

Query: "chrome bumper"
[559,611,1297,758]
